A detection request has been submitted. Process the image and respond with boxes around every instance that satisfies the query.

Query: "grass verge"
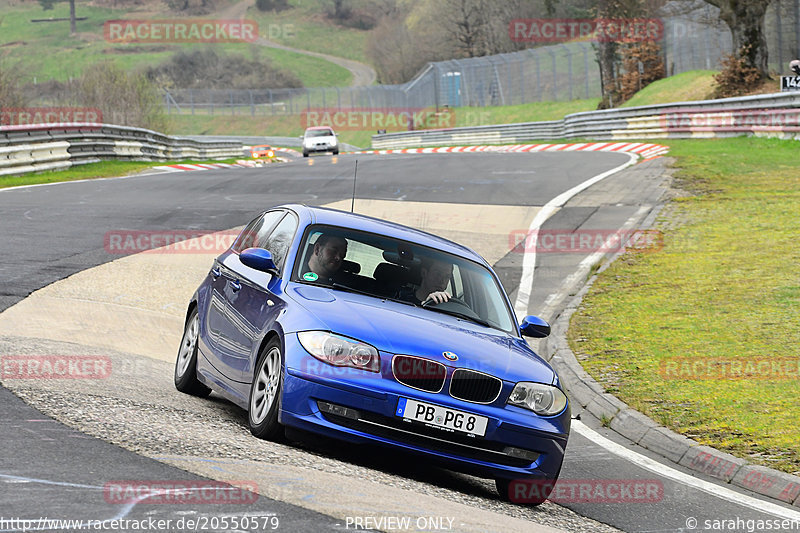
[0,159,237,189]
[621,70,718,108]
[569,137,800,475]
[167,98,601,149]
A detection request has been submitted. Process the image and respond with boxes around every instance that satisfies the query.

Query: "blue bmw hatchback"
[175,204,570,503]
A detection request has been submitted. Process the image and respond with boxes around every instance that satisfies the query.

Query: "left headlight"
[297,331,380,372]
[507,382,568,416]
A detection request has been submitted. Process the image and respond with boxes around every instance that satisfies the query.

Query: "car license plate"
[396,398,488,437]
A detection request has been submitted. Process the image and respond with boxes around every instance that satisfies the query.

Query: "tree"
[702,0,771,78]
[38,0,77,35]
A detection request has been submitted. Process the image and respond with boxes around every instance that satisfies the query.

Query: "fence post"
[562,44,573,101]
[582,43,590,99]
[548,48,557,101]
[249,90,254,117]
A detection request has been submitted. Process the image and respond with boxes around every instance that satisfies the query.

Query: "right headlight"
[507,382,568,416]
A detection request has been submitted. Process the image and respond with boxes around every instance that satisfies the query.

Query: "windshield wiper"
[331,282,378,298]
[332,284,421,308]
[424,307,493,329]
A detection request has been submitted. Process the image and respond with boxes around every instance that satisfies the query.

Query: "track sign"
[781,76,800,91]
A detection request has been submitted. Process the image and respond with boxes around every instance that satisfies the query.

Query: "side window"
[258,213,298,270]
[231,211,283,254]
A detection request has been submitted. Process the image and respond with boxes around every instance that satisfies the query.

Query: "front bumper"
[280,335,569,481]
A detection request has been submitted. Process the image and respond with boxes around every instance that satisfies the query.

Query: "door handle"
[230,280,242,292]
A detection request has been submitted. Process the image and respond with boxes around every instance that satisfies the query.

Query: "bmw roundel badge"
[442,351,458,361]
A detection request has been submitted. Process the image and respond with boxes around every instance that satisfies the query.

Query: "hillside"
[0,0,356,87]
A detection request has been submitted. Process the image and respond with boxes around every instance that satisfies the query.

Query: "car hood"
[285,285,555,385]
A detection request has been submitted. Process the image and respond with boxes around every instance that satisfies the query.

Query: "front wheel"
[495,477,551,506]
[174,309,212,397]
[302,151,309,157]
[248,339,284,441]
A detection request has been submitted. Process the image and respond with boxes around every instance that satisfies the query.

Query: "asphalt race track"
[1,152,799,533]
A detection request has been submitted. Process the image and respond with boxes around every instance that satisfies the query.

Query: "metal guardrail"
[372,93,800,149]
[0,124,244,177]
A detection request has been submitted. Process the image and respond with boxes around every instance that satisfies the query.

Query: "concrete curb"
[543,198,800,509]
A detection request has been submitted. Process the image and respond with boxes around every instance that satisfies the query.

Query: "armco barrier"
[0,123,244,177]
[372,92,800,149]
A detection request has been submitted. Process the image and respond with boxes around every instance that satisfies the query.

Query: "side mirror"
[240,248,280,276]
[520,315,550,338]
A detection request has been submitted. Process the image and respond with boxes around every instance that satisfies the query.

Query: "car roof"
[304,126,335,132]
[280,204,487,265]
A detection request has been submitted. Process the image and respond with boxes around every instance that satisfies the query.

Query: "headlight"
[297,331,380,372]
[507,382,568,416]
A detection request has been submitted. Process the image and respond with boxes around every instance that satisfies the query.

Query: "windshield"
[292,225,517,334]
[305,129,335,138]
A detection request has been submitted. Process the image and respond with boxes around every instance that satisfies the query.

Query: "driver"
[398,256,453,305]
[305,234,348,284]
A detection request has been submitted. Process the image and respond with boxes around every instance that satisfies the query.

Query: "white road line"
[513,152,638,319]
[539,206,650,320]
[573,421,800,521]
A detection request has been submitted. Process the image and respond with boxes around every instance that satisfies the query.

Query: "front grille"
[449,369,503,403]
[392,355,446,393]
[318,405,537,467]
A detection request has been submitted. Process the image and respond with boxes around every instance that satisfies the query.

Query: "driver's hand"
[426,291,450,305]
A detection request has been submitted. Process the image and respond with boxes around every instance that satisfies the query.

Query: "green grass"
[247,0,370,64]
[0,2,350,87]
[0,159,236,189]
[167,98,601,148]
[622,70,718,108]
[569,137,800,474]
[455,100,600,125]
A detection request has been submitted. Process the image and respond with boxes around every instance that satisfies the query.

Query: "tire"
[302,151,309,157]
[248,338,284,441]
[495,477,551,506]
[332,149,339,155]
[174,308,212,397]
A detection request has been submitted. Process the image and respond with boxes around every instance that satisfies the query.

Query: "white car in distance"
[302,126,339,157]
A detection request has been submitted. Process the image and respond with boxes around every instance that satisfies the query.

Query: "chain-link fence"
[163,0,800,116]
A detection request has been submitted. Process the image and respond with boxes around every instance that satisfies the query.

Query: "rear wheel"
[174,309,212,397]
[248,339,284,441]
